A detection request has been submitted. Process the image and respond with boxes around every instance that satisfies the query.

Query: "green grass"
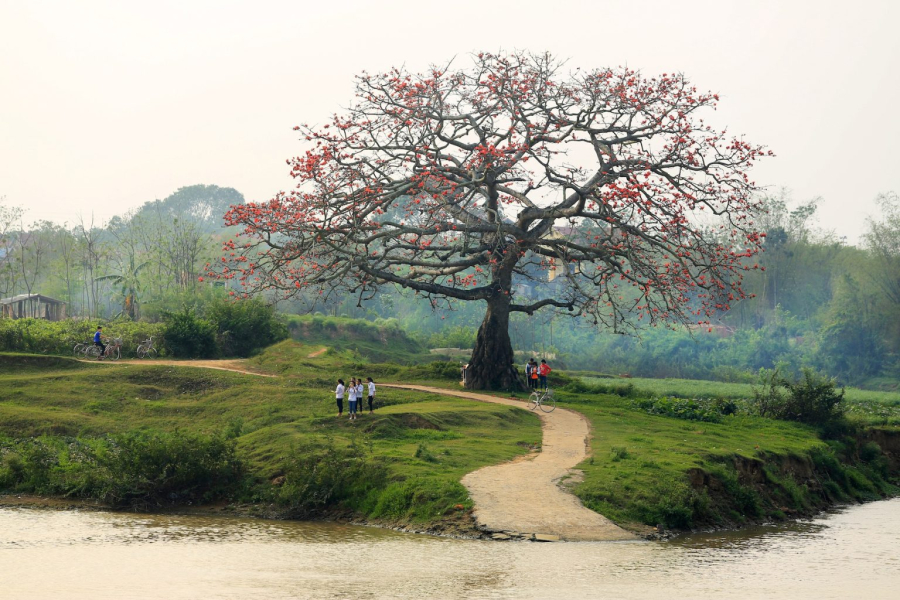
[0,347,540,524]
[282,315,430,364]
[582,375,900,426]
[2,345,897,533]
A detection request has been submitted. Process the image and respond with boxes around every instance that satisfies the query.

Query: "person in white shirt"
[356,378,364,415]
[348,377,358,420]
[335,379,345,417]
[366,377,376,413]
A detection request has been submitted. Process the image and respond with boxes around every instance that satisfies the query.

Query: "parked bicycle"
[136,337,157,359]
[73,340,91,356]
[527,387,556,412]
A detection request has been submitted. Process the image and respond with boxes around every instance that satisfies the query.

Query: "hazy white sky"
[2,0,898,243]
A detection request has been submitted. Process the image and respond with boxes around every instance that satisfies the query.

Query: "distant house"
[0,294,67,321]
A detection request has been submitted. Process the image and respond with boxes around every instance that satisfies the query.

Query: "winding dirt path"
[381,384,635,542]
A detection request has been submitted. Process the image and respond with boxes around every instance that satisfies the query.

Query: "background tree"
[864,191,900,353]
[0,197,24,298]
[218,52,770,389]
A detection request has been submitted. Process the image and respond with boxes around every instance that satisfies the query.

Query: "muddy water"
[1,499,898,600]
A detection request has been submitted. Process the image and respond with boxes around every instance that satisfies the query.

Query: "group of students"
[524,358,551,390]
[334,377,376,420]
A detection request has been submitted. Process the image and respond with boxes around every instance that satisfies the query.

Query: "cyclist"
[93,326,106,360]
[538,359,552,390]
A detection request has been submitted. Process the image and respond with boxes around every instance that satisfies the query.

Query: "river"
[1,498,898,599]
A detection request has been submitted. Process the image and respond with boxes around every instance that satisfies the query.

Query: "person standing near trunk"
[538,359,551,390]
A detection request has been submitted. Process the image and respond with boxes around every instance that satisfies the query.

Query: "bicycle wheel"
[73,343,85,356]
[527,390,541,410]
[85,345,101,359]
[539,391,556,413]
[146,347,157,358]
[109,346,120,360]
[136,345,147,358]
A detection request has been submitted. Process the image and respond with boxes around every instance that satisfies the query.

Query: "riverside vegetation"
[1,319,899,533]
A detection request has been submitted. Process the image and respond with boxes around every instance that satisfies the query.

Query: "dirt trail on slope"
[99,359,277,377]
[381,384,635,542]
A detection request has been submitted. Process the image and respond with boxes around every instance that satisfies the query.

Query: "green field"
[0,345,540,527]
[582,376,900,426]
[1,343,898,532]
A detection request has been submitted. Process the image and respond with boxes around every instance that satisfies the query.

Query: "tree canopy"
[216,52,770,389]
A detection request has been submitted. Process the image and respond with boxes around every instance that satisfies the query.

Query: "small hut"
[0,294,67,321]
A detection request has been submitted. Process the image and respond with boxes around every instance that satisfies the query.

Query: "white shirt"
[357,383,364,398]
[335,384,344,399]
[348,384,357,402]
[368,381,375,397]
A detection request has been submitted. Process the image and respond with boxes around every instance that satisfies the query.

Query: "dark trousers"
[368,395,374,412]
[95,341,106,356]
[336,398,344,415]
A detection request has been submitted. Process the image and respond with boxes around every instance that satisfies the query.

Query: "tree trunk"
[466,293,524,391]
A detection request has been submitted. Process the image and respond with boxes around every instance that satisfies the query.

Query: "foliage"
[630,396,739,423]
[754,368,846,426]
[0,430,244,507]
[0,317,164,357]
[205,298,288,357]
[161,307,219,358]
[272,437,388,518]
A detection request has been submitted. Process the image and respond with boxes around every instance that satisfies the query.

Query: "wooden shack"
[0,294,67,321]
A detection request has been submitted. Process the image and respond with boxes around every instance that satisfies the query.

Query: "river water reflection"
[1,498,898,599]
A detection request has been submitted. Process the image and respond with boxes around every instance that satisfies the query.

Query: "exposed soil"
[79,358,276,377]
[381,384,636,542]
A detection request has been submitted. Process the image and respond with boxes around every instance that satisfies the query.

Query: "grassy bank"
[2,342,898,534]
[0,345,540,530]
[581,375,900,426]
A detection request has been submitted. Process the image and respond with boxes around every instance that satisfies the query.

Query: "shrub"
[754,368,846,426]
[0,318,163,357]
[274,438,387,517]
[631,396,735,423]
[205,298,288,358]
[162,308,219,358]
[0,431,244,507]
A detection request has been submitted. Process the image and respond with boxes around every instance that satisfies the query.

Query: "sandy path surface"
[95,359,277,377]
[381,384,635,542]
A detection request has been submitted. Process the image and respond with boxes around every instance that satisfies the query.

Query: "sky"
[1,0,898,243]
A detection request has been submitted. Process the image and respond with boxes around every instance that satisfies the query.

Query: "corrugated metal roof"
[0,293,66,305]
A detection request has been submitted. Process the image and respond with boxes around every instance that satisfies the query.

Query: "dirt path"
[91,359,277,378]
[381,384,635,542]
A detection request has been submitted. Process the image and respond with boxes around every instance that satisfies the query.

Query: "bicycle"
[104,337,123,361]
[81,337,121,360]
[136,337,157,359]
[527,387,556,413]
[73,341,91,356]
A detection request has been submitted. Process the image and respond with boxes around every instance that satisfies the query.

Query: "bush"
[162,308,219,358]
[274,438,387,517]
[206,298,288,358]
[754,368,846,426]
[0,318,163,357]
[0,431,244,507]
[631,396,735,423]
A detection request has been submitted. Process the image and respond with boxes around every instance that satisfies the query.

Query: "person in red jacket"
[538,359,551,390]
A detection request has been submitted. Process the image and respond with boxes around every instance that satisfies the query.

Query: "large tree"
[216,52,769,390]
